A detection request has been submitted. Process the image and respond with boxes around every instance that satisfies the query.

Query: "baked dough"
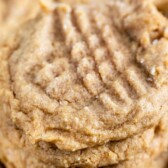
[0,86,168,167]
[6,0,168,151]
[0,0,168,167]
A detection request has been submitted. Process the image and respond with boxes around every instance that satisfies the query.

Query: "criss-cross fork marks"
[9,0,168,152]
[37,3,150,111]
[31,2,152,116]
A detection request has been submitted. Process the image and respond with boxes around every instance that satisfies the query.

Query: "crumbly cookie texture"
[0,85,168,167]
[1,0,168,167]
[6,0,168,151]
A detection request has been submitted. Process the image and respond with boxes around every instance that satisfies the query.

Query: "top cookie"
[3,0,168,151]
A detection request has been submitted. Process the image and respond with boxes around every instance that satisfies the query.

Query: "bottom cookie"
[0,87,168,168]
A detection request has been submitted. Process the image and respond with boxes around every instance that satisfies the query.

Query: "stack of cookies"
[0,0,168,167]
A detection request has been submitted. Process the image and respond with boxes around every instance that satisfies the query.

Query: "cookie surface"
[3,0,168,152]
[1,0,168,167]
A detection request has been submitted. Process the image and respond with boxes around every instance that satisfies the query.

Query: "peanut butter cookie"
[6,0,168,151]
[1,0,168,167]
